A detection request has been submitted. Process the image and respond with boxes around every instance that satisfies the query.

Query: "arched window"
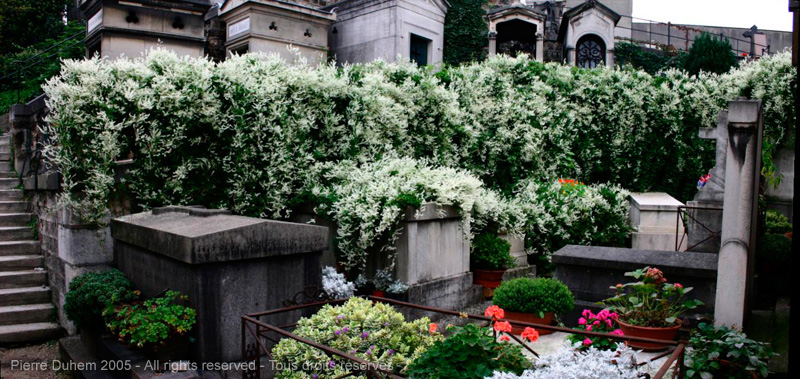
[576,34,605,68]
[496,19,538,58]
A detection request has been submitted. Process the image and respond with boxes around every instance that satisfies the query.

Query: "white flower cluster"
[485,342,647,379]
[42,49,793,233]
[321,266,355,299]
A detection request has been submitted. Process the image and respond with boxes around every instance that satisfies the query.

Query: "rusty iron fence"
[675,205,724,251]
[241,296,686,379]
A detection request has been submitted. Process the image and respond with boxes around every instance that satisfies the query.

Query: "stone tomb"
[629,192,686,251]
[112,206,328,362]
[553,245,718,325]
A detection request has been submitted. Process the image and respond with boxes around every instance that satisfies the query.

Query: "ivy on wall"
[443,0,489,65]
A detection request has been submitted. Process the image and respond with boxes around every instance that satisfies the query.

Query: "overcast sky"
[632,0,794,32]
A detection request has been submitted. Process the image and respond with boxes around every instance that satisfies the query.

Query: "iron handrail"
[242,295,685,379]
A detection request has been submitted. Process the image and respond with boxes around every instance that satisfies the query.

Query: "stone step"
[0,152,9,161]
[0,270,46,289]
[0,226,34,241]
[0,201,29,213]
[0,177,18,190]
[0,171,17,178]
[0,303,54,325]
[0,255,43,271]
[0,322,62,344]
[0,213,32,227]
[0,241,39,256]
[0,143,9,154]
[0,189,23,201]
[0,286,50,306]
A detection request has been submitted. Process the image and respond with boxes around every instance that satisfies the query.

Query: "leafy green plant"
[683,32,739,76]
[603,267,703,327]
[765,209,792,234]
[492,278,574,316]
[471,232,514,270]
[63,269,136,330]
[406,323,531,379]
[443,0,488,65]
[615,41,687,75]
[271,297,441,379]
[685,322,775,379]
[104,290,196,348]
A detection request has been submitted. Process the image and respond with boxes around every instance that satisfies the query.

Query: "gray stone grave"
[111,206,328,362]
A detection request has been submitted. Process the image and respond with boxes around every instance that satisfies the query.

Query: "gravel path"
[1,342,73,379]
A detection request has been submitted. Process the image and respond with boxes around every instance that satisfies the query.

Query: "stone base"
[553,245,718,316]
[403,272,482,321]
[503,265,536,281]
[632,232,686,252]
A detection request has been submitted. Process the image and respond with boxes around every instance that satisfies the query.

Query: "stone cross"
[743,25,759,58]
[694,111,729,202]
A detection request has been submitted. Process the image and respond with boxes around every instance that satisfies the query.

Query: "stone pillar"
[488,31,497,57]
[535,33,544,61]
[714,100,763,329]
[565,46,575,65]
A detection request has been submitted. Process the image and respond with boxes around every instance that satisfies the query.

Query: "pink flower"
[582,309,593,318]
[611,329,624,336]
[499,335,510,342]
[674,283,684,290]
[578,317,587,325]
[593,320,600,326]
[586,324,593,332]
[583,338,592,346]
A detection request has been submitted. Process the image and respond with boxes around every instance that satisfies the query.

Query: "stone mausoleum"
[76,0,639,67]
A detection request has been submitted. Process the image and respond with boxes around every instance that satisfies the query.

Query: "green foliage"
[603,267,702,327]
[756,233,792,296]
[104,291,196,348]
[63,269,136,330]
[1,20,85,114]
[765,209,792,234]
[685,323,775,379]
[471,232,514,270]
[271,297,441,379]
[615,42,686,75]
[443,0,488,65]
[406,323,531,379]
[757,233,792,267]
[683,33,739,76]
[0,0,72,54]
[493,278,574,316]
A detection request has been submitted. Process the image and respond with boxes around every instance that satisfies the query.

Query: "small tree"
[682,32,738,76]
[443,0,489,65]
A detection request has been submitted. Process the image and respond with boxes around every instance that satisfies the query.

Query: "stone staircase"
[0,129,62,344]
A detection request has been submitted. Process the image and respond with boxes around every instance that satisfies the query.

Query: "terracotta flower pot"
[617,319,681,352]
[371,290,385,297]
[472,269,506,289]
[504,311,556,336]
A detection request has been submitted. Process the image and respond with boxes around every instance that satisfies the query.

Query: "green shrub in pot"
[493,278,574,317]
[471,233,515,271]
[64,269,137,330]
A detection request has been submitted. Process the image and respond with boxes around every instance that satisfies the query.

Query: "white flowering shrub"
[311,156,520,271]
[484,342,647,379]
[43,49,793,234]
[322,266,355,299]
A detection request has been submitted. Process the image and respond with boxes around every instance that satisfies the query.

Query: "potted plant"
[385,280,410,301]
[471,233,515,297]
[492,278,574,335]
[602,267,703,351]
[565,309,625,351]
[685,323,775,379]
[104,290,197,361]
[371,269,393,297]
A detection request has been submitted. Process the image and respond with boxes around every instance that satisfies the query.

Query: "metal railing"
[676,205,724,251]
[242,295,686,379]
